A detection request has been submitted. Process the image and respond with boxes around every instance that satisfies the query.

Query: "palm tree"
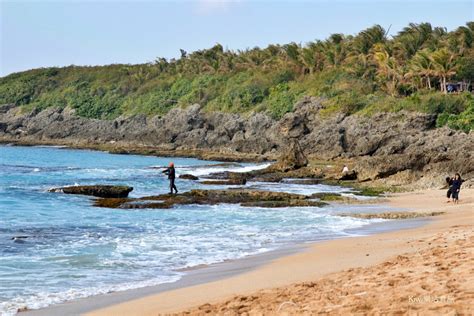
[373,44,403,96]
[346,52,376,80]
[352,24,387,55]
[393,22,433,60]
[327,34,347,66]
[450,24,473,55]
[406,49,435,90]
[283,42,304,74]
[431,48,457,93]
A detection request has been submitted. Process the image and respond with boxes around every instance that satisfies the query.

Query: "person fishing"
[162,162,178,194]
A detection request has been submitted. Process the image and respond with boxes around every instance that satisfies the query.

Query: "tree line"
[0,22,472,131]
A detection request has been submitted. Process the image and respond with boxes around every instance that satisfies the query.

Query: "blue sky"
[1,0,472,77]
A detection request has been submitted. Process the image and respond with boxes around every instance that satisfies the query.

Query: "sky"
[0,0,472,77]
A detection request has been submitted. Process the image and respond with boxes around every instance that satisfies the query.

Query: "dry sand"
[88,189,473,315]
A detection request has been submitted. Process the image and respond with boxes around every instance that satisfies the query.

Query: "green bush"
[436,95,474,132]
[266,83,302,119]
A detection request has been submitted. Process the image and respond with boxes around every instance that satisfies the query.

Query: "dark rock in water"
[94,189,326,209]
[93,197,130,208]
[282,178,321,185]
[49,185,133,198]
[252,173,283,183]
[268,139,308,172]
[179,174,199,180]
[11,236,29,243]
[206,171,251,181]
[339,170,358,181]
[200,179,247,185]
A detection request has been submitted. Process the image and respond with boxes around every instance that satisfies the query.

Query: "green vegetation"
[1,22,473,130]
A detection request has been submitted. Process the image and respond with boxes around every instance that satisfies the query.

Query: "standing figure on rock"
[163,162,178,194]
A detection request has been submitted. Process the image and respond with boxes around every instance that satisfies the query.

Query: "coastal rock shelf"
[94,189,328,209]
[2,102,473,189]
[49,185,134,198]
[200,179,247,185]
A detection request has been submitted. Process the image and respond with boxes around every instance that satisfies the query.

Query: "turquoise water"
[0,145,387,315]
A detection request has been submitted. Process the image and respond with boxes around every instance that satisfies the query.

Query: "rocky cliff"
[1,97,473,188]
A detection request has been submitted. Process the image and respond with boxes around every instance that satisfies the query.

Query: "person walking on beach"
[163,162,178,194]
[451,173,463,204]
[445,176,454,202]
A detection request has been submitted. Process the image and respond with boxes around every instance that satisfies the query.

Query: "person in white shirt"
[342,165,349,174]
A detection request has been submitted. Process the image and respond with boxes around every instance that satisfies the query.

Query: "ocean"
[1,145,395,315]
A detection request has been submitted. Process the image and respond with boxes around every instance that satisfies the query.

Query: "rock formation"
[1,98,473,188]
[93,189,327,209]
[268,139,308,172]
[49,185,133,198]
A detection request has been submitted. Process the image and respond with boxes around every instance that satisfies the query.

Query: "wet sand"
[83,189,473,315]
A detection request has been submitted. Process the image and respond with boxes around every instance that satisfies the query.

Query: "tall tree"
[373,44,403,96]
[406,49,435,90]
[431,48,457,93]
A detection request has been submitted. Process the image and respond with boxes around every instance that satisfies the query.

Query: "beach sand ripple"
[179,226,473,315]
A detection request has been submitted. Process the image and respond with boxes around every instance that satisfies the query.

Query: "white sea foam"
[179,163,272,177]
[32,145,68,149]
[0,275,181,316]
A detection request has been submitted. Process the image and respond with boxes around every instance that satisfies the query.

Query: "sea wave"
[179,162,272,177]
[0,274,181,316]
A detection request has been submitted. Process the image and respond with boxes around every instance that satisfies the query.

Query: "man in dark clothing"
[446,176,453,202]
[163,162,178,194]
[451,173,463,204]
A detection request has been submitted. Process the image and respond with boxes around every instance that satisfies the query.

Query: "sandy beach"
[83,188,473,315]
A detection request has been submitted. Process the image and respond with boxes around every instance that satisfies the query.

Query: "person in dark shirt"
[450,173,463,204]
[446,176,453,202]
[162,162,178,194]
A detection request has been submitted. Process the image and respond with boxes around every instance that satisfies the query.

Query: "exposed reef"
[93,189,327,209]
[48,185,133,198]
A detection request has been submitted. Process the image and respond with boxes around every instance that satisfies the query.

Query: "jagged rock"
[200,178,247,185]
[0,104,16,114]
[49,185,133,198]
[1,100,473,189]
[179,174,199,180]
[355,153,431,181]
[268,139,308,172]
[94,189,325,209]
[339,170,358,181]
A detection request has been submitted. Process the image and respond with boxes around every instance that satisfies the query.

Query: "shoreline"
[84,188,473,315]
[19,190,466,315]
[20,210,423,316]
[0,139,273,163]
